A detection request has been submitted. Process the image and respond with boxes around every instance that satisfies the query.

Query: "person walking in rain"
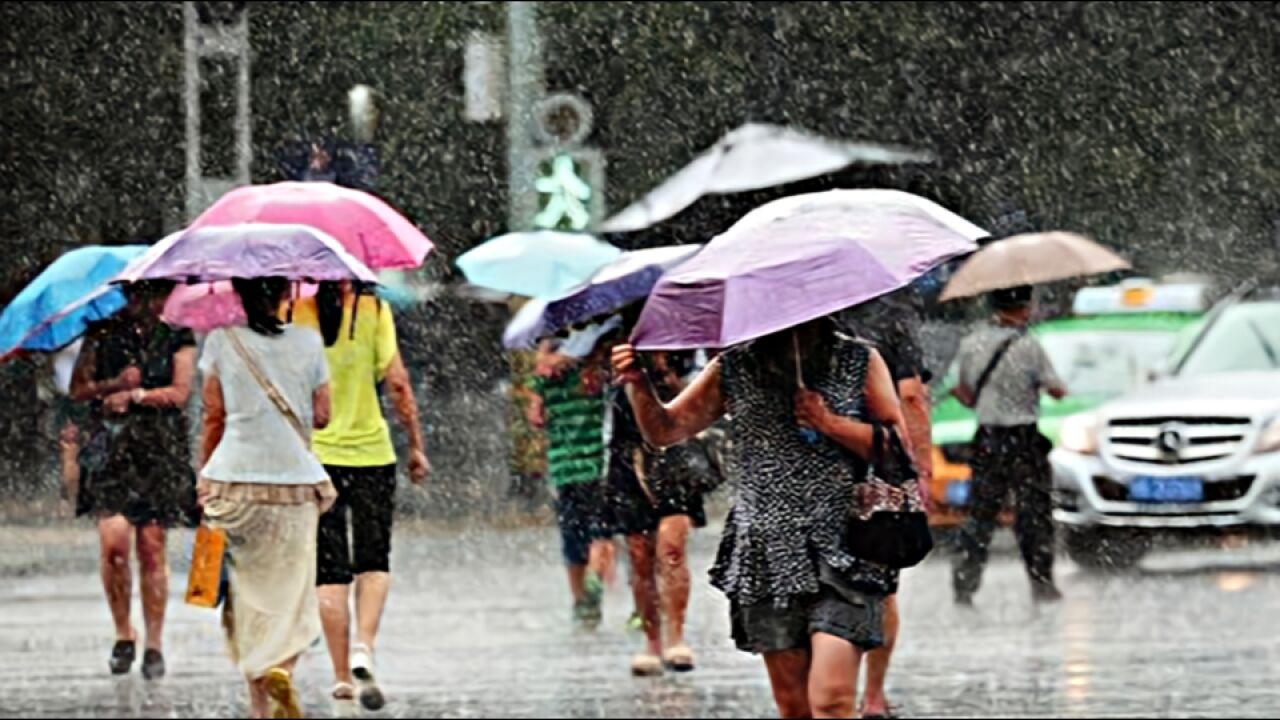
[605,340,708,677]
[950,284,1066,606]
[43,338,87,518]
[294,281,430,712]
[840,286,933,719]
[613,316,908,719]
[197,277,335,720]
[530,321,618,630]
[70,280,197,680]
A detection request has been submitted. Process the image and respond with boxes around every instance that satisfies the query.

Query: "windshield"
[1175,302,1280,377]
[1039,331,1178,396]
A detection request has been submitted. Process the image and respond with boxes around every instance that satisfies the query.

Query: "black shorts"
[607,448,707,536]
[730,585,885,655]
[316,465,397,586]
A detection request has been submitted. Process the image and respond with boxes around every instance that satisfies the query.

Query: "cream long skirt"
[207,499,321,680]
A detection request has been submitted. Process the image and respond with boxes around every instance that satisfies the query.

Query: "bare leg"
[627,533,661,657]
[98,515,135,642]
[861,594,899,717]
[763,649,812,719]
[136,523,168,653]
[809,632,862,719]
[587,539,614,583]
[655,515,692,650]
[318,584,353,685]
[58,423,80,516]
[247,677,271,720]
[353,571,391,651]
[566,564,587,603]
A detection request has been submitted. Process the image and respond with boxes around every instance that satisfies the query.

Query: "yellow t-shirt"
[293,294,398,468]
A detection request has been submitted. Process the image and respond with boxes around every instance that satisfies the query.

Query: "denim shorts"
[556,481,613,566]
[730,584,885,655]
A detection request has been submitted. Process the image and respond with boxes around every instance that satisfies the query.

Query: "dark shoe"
[141,649,166,680]
[109,640,136,675]
[954,594,975,608]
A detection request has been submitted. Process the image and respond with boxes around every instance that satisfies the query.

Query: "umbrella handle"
[793,332,805,389]
[793,332,821,445]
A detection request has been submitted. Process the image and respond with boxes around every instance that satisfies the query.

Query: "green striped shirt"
[533,368,606,488]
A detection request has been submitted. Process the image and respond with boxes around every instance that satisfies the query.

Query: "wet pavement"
[2,520,1279,718]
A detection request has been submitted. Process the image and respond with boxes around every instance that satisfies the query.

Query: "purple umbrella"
[116,223,378,284]
[631,190,985,350]
[503,245,701,350]
[543,245,700,332]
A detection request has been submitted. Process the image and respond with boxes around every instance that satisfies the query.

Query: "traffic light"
[531,148,605,232]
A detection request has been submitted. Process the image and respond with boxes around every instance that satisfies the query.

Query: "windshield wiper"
[1246,318,1280,368]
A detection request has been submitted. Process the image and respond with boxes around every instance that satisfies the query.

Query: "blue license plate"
[946,480,972,507]
[1129,476,1204,503]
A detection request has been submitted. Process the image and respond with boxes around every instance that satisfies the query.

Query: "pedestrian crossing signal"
[532,149,604,232]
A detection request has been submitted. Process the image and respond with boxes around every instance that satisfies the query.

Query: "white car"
[1051,297,1280,568]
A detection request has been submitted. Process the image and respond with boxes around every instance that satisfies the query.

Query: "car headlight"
[1256,417,1280,454]
[1059,413,1100,455]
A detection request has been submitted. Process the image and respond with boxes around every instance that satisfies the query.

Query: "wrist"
[131,388,147,404]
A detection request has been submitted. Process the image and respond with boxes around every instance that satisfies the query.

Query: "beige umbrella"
[940,231,1131,301]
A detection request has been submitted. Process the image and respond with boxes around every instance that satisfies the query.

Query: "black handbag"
[843,424,934,570]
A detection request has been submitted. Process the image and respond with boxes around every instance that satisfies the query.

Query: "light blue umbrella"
[456,231,621,299]
[0,245,149,359]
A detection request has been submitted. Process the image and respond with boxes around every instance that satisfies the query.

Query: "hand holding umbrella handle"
[793,333,821,444]
[610,343,649,387]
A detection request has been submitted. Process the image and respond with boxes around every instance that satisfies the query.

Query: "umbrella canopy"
[501,245,701,350]
[939,231,1131,301]
[631,190,985,350]
[0,245,148,358]
[162,282,322,333]
[535,245,702,342]
[456,231,621,299]
[503,297,549,351]
[116,223,378,285]
[601,123,934,233]
[189,181,433,270]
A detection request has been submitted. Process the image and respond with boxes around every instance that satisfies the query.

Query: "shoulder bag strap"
[225,328,310,445]
[972,334,1021,406]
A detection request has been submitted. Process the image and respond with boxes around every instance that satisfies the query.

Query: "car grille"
[1092,475,1256,503]
[1106,416,1252,465]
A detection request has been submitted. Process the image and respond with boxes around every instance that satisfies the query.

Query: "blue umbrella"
[0,245,149,358]
[502,245,702,350]
[456,230,621,299]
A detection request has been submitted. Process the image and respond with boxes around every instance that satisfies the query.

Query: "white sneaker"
[350,644,385,711]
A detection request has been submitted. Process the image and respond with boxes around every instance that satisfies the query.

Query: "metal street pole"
[506,1,544,231]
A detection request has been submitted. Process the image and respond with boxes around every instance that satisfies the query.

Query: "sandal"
[263,668,303,719]
[631,653,664,677]
[331,683,357,719]
[351,644,386,711]
[663,645,696,673]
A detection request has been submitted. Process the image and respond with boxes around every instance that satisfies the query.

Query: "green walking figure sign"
[534,154,593,231]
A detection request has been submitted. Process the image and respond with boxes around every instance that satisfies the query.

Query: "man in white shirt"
[949,285,1067,607]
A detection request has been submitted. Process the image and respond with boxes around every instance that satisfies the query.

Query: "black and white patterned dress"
[709,332,893,608]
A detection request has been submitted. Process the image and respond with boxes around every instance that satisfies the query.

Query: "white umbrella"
[601,123,934,233]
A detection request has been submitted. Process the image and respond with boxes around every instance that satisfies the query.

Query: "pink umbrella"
[163,282,319,333]
[189,181,433,270]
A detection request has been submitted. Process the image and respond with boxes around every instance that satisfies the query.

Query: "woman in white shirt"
[198,276,335,719]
